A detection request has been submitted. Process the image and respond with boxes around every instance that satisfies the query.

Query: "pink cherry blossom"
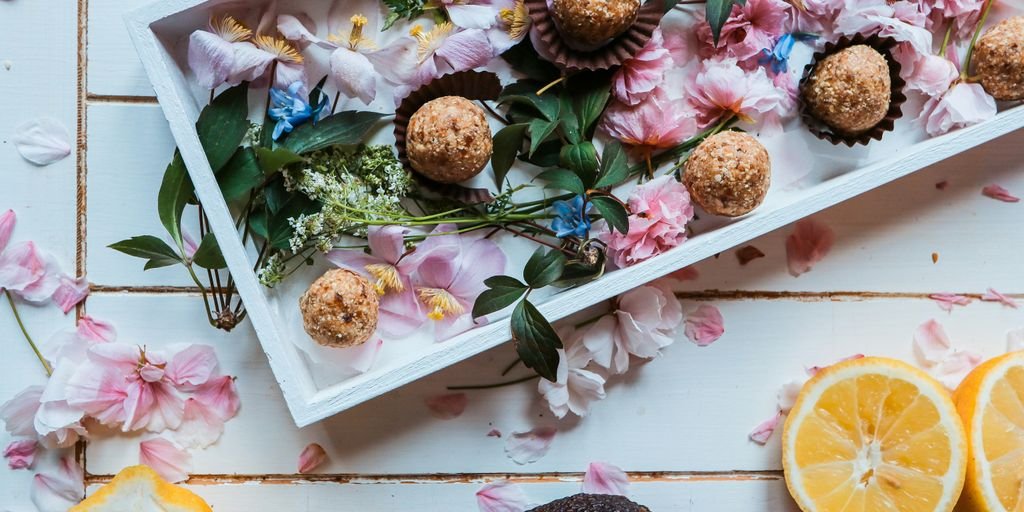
[298,442,328,474]
[477,480,530,512]
[598,176,695,269]
[31,452,84,512]
[408,23,493,90]
[613,29,673,106]
[684,305,725,347]
[686,57,789,131]
[42,315,115,366]
[927,0,985,40]
[897,51,959,97]
[539,328,606,418]
[193,375,241,422]
[51,274,89,314]
[12,118,72,166]
[696,0,790,67]
[4,439,37,469]
[982,184,1021,203]
[505,426,556,465]
[929,293,972,312]
[982,288,1019,309]
[600,89,699,159]
[582,462,629,496]
[1,385,45,438]
[834,3,932,56]
[35,363,88,448]
[749,411,782,445]
[785,218,834,277]
[424,393,469,420]
[173,398,226,449]
[913,318,983,389]
[921,82,997,136]
[140,437,192,483]
[583,282,683,375]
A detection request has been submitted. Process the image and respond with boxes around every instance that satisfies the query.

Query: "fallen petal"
[776,379,805,413]
[425,393,468,420]
[929,293,972,313]
[0,209,16,254]
[165,345,219,387]
[51,274,89,314]
[749,412,782,445]
[913,319,952,366]
[139,437,192,483]
[982,184,1021,203]
[487,428,502,438]
[505,427,557,465]
[736,245,766,266]
[13,117,72,166]
[476,480,530,512]
[173,398,225,449]
[582,461,630,496]
[684,305,725,347]
[298,442,327,474]
[981,288,1019,309]
[31,452,84,512]
[4,439,37,469]
[786,219,835,277]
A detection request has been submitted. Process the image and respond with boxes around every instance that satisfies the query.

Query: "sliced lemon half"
[70,465,212,512]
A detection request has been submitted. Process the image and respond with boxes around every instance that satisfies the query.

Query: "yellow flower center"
[328,14,377,51]
[253,35,304,64]
[365,263,404,296]
[499,1,530,40]
[410,22,454,63]
[418,288,464,321]
[211,16,252,43]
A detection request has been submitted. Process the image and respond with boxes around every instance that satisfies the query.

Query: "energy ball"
[974,16,1024,101]
[406,96,493,184]
[550,0,640,50]
[299,269,379,348]
[684,131,771,218]
[802,45,892,135]
[528,494,651,512]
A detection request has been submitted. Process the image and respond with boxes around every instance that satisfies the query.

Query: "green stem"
[447,374,540,391]
[5,290,52,376]
[939,23,954,58]
[963,0,995,77]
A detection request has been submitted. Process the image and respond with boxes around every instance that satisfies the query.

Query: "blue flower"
[551,195,593,239]
[268,81,329,141]
[759,33,818,75]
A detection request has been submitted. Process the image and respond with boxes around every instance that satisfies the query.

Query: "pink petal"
[182,231,199,260]
[4,439,37,469]
[139,437,192,483]
[165,345,219,387]
[188,30,236,89]
[786,219,835,277]
[776,380,804,413]
[193,375,240,422]
[343,338,383,373]
[330,48,378,105]
[476,480,530,512]
[1,385,44,437]
[749,411,782,445]
[448,4,499,29]
[78,315,117,343]
[368,226,410,265]
[12,117,72,166]
[434,29,493,75]
[51,274,89,314]
[684,305,725,347]
[582,461,630,496]
[0,240,47,292]
[425,393,468,420]
[31,453,84,512]
[487,429,502,438]
[982,184,1021,203]
[935,350,983,389]
[982,288,1019,309]
[929,293,972,312]
[505,427,557,465]
[298,442,328,474]
[0,209,16,254]
[277,14,330,49]
[913,319,952,365]
[173,398,225,449]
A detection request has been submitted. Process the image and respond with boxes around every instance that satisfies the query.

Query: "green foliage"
[500,39,561,84]
[706,0,747,45]
[593,141,629,189]
[255,146,303,175]
[192,234,228,270]
[472,276,529,318]
[590,196,629,234]
[217,147,263,201]
[197,83,250,172]
[281,111,387,155]
[523,248,567,289]
[157,152,192,251]
[536,168,585,195]
[511,300,563,382]
[492,124,529,188]
[109,236,182,270]
[382,0,428,30]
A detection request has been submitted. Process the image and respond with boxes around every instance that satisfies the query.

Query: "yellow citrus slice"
[783,357,967,512]
[954,351,1024,511]
[70,465,212,512]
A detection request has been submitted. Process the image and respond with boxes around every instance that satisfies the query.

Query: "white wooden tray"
[126,0,1024,426]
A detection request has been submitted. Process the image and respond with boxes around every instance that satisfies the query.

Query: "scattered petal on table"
[981,288,1019,309]
[4,439,37,469]
[487,428,502,438]
[914,319,952,365]
[934,351,984,390]
[139,437,192,483]
[346,338,383,373]
[684,305,725,347]
[776,380,804,413]
[51,274,89,314]
[425,393,468,420]
[193,375,240,421]
[173,398,225,449]
[582,461,630,496]
[298,443,327,474]
[31,452,83,512]
[505,427,557,465]
[735,245,765,266]
[935,180,948,190]
[165,345,218,387]
[477,480,530,512]
[1007,328,1024,352]
[12,117,72,166]
[749,412,782,445]
[929,293,972,313]
[786,219,834,277]
[982,184,1020,203]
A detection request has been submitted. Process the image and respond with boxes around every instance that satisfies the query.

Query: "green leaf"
[255,146,304,175]
[491,123,529,189]
[282,111,387,155]
[571,82,611,138]
[591,196,629,235]
[523,247,566,289]
[109,235,182,269]
[500,39,561,84]
[528,119,560,157]
[157,152,193,249]
[553,251,607,288]
[472,276,528,318]
[522,140,562,168]
[308,75,328,108]
[537,168,585,195]
[594,141,629,189]
[382,0,427,30]
[217,147,263,201]
[499,81,561,122]
[263,179,288,215]
[558,91,582,144]
[268,195,321,250]
[197,83,250,172]
[192,233,227,270]
[560,142,599,186]
[511,300,563,382]
[706,0,745,45]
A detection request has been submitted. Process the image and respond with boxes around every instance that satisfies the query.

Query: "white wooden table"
[2,1,1023,509]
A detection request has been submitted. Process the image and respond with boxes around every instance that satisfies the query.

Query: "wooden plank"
[83,293,1024,476]
[87,0,156,98]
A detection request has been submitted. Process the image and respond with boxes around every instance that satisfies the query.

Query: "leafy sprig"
[706,0,747,44]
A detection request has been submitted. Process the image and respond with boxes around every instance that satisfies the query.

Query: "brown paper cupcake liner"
[525,0,666,73]
[394,70,503,204]
[799,33,908,147]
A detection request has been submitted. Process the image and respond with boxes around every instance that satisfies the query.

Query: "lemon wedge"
[70,465,211,512]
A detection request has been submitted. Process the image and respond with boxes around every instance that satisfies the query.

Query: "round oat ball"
[406,96,493,184]
[299,269,379,348]
[802,45,892,135]
[684,131,771,218]
[550,0,640,50]
[974,16,1024,101]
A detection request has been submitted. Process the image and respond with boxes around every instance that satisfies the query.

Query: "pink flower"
[4,439,37,469]
[599,176,694,269]
[0,210,85,309]
[477,480,530,512]
[487,0,532,54]
[686,57,789,130]
[601,89,699,158]
[927,0,985,40]
[696,0,790,67]
[538,328,606,418]
[192,375,241,422]
[1,386,45,438]
[298,442,328,474]
[583,283,683,374]
[51,274,89,314]
[139,437,192,483]
[835,3,932,56]
[424,393,469,420]
[173,398,225,449]
[982,184,1020,203]
[1,382,85,450]
[982,288,1019,309]
[913,318,983,389]
[785,218,834,277]
[921,82,997,136]
[439,0,501,29]
[897,51,959,97]
[42,315,116,367]
[613,29,673,106]
[31,453,84,512]
[408,23,493,90]
[582,462,629,496]
[684,305,725,347]
[505,426,556,465]
[749,411,782,445]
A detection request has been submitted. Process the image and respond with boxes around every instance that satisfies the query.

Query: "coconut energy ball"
[975,16,1024,101]
[406,96,493,184]
[528,493,651,512]
[684,131,771,217]
[802,45,892,135]
[550,0,641,50]
[299,269,379,348]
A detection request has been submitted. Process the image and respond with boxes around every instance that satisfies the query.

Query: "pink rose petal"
[749,412,782,445]
[165,345,219,387]
[476,480,529,512]
[786,219,835,277]
[582,461,630,496]
[982,288,1019,308]
[13,117,72,166]
[684,305,725,347]
[487,428,502,438]
[31,453,84,512]
[425,393,468,420]
[4,439,37,469]
[51,274,89,314]
[194,375,240,421]
[298,442,327,474]
[505,427,557,465]
[982,184,1020,203]
[173,398,226,450]
[139,437,192,483]
[914,319,953,365]
[930,293,972,312]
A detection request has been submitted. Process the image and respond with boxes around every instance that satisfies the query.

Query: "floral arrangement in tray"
[112,0,1023,389]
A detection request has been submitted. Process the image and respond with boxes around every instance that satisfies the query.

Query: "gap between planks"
[86,93,160,104]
